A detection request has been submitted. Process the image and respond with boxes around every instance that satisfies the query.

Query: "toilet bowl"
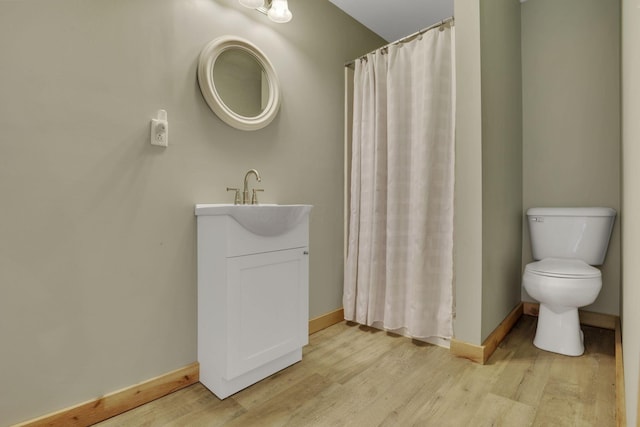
[523,258,602,356]
[523,207,615,357]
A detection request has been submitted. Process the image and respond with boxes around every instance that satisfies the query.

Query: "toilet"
[522,207,616,356]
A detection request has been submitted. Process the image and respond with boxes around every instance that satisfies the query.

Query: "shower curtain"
[343,24,455,340]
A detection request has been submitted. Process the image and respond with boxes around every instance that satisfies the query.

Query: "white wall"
[521,0,621,315]
[0,0,384,424]
[622,0,640,424]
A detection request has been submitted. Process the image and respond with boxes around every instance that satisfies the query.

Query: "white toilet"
[522,207,616,356]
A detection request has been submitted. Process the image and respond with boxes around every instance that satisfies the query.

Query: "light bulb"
[267,0,292,23]
[239,0,264,9]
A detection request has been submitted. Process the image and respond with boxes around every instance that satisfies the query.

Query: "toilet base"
[533,303,584,356]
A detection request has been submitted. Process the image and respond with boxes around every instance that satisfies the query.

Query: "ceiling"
[328,0,454,43]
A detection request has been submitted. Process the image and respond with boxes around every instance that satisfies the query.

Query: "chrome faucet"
[243,169,261,204]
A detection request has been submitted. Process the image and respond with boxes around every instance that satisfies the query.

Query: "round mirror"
[197,36,281,131]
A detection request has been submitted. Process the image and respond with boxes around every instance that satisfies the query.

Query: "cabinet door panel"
[226,248,307,380]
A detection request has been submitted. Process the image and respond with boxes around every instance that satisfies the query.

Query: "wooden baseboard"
[615,317,626,427]
[522,302,617,330]
[481,302,524,361]
[450,302,524,364]
[309,308,345,335]
[450,338,485,364]
[14,362,199,427]
[15,308,345,427]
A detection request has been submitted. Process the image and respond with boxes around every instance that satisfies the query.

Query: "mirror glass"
[197,36,281,131]
[212,49,268,118]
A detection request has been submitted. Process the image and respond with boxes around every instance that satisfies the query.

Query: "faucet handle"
[226,187,241,205]
[251,189,264,205]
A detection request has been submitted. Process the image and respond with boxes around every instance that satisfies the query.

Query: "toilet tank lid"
[527,207,616,217]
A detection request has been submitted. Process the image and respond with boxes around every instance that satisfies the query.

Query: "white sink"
[195,204,312,236]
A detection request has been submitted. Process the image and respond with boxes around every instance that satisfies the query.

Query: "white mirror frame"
[197,36,281,131]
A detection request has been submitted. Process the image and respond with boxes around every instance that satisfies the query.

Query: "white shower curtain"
[344,24,455,340]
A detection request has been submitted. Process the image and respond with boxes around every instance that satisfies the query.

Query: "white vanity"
[195,204,312,399]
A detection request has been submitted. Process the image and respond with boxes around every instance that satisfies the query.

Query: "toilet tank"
[527,207,616,265]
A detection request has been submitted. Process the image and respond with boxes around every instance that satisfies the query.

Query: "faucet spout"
[243,169,261,204]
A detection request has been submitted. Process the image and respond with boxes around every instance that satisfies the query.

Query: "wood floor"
[95,315,615,426]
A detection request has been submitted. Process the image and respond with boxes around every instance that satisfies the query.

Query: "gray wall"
[454,0,523,345]
[480,0,523,341]
[456,0,622,382]
[453,0,484,344]
[622,0,640,423]
[0,0,384,424]
[521,0,621,315]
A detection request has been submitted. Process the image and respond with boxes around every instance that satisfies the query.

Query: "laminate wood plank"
[531,324,615,427]
[470,392,536,427]
[355,349,466,427]
[96,382,244,427]
[301,340,447,426]
[231,323,394,424]
[491,351,552,410]
[306,324,408,385]
[96,317,615,427]
[284,341,419,425]
[224,373,333,427]
[18,363,198,427]
[165,402,246,427]
[585,325,616,426]
[163,392,246,427]
[490,317,553,409]
[533,378,583,426]
[412,348,511,426]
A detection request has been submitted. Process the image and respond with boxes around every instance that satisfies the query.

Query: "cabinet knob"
[303,251,309,255]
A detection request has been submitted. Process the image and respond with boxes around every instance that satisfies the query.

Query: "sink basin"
[195,204,312,236]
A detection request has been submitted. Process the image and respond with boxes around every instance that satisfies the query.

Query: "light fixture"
[238,0,292,23]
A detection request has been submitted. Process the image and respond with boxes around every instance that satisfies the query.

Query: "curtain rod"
[344,16,455,68]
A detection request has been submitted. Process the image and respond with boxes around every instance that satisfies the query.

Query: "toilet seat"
[523,257,603,356]
[525,257,601,279]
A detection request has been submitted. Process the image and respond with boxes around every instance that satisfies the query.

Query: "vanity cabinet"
[195,205,310,399]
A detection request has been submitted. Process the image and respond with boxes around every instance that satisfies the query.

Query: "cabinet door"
[225,247,308,380]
